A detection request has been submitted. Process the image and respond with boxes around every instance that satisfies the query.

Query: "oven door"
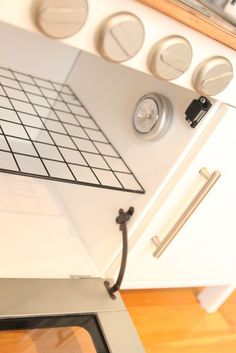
[0,278,145,353]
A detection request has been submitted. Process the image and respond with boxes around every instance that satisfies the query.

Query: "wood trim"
[138,0,236,50]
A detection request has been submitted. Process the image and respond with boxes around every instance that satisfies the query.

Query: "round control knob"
[193,56,233,96]
[36,0,88,39]
[148,36,193,81]
[96,12,145,63]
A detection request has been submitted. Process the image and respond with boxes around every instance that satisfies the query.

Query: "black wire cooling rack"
[0,67,144,194]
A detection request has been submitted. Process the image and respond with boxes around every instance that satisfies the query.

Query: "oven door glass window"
[0,315,110,353]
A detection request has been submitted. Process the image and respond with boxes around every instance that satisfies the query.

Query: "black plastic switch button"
[185,96,212,128]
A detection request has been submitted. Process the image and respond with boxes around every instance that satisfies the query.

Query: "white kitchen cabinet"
[0,0,235,316]
[1,18,224,280]
[122,105,236,294]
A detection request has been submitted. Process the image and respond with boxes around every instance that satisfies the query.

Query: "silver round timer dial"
[132,93,171,140]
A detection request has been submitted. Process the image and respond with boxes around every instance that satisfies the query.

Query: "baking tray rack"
[0,67,144,194]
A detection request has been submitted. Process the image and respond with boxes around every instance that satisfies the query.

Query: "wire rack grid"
[0,67,144,194]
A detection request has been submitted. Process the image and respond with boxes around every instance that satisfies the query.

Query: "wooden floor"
[121,288,236,353]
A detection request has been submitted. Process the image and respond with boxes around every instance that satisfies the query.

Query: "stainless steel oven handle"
[151,167,221,258]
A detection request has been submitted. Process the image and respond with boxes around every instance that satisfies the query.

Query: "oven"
[0,278,145,353]
[0,0,233,351]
